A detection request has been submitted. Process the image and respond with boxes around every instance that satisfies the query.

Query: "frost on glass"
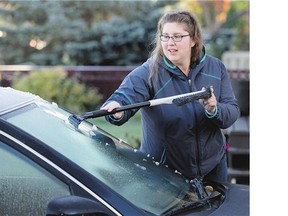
[5,102,191,215]
[0,142,70,215]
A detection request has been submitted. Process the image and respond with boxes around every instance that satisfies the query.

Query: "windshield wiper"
[190,177,208,199]
[164,190,223,216]
[164,177,224,216]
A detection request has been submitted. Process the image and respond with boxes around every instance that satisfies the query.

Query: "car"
[0,87,249,216]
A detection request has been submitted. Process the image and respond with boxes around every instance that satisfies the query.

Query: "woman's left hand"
[201,87,217,114]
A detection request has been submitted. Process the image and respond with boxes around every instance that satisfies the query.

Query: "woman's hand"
[101,101,123,119]
[201,87,217,114]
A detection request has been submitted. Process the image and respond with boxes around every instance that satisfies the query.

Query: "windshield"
[4,100,214,215]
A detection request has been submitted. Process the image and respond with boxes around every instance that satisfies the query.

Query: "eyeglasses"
[160,34,190,42]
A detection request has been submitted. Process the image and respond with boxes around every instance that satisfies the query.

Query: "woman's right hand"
[101,101,123,119]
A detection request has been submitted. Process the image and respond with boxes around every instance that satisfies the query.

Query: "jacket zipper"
[188,78,202,177]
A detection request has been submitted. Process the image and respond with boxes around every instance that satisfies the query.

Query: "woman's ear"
[190,39,196,48]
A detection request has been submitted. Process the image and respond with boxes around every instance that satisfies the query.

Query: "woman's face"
[161,22,195,67]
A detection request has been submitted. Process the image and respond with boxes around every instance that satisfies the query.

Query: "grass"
[91,112,142,149]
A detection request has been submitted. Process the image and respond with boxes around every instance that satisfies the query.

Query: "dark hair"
[149,10,203,82]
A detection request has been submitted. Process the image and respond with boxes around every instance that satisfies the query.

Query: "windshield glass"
[4,100,202,215]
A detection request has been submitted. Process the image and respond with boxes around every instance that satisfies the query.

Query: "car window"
[4,101,192,215]
[0,141,70,215]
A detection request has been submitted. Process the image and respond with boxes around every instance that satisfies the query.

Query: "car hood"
[210,183,249,216]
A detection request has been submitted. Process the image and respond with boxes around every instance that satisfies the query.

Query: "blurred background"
[0,0,248,65]
[0,0,249,184]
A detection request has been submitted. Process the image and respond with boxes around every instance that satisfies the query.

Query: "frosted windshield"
[5,101,191,215]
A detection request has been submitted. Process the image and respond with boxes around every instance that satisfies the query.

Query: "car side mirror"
[46,195,110,216]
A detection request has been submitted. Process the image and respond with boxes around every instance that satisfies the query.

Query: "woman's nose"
[167,38,176,45]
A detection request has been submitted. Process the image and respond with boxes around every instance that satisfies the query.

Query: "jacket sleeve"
[103,63,151,126]
[209,63,240,129]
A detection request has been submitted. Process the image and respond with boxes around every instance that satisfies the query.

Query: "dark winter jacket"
[104,49,240,179]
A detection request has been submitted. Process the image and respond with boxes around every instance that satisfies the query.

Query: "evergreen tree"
[0,0,171,65]
[0,0,248,65]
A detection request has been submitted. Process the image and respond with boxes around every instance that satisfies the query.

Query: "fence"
[0,65,249,101]
[0,65,136,101]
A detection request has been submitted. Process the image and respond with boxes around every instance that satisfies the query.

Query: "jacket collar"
[191,46,206,69]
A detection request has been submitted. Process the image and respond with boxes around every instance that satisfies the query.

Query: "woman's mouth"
[168,49,178,55]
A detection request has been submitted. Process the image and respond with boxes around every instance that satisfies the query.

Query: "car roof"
[0,87,39,115]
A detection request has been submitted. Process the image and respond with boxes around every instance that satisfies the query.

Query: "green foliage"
[0,1,168,65]
[0,1,249,65]
[204,1,249,58]
[11,68,103,114]
[92,112,142,149]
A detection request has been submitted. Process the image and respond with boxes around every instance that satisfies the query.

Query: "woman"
[101,10,240,183]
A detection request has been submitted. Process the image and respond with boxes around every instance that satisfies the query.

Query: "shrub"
[12,67,103,114]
